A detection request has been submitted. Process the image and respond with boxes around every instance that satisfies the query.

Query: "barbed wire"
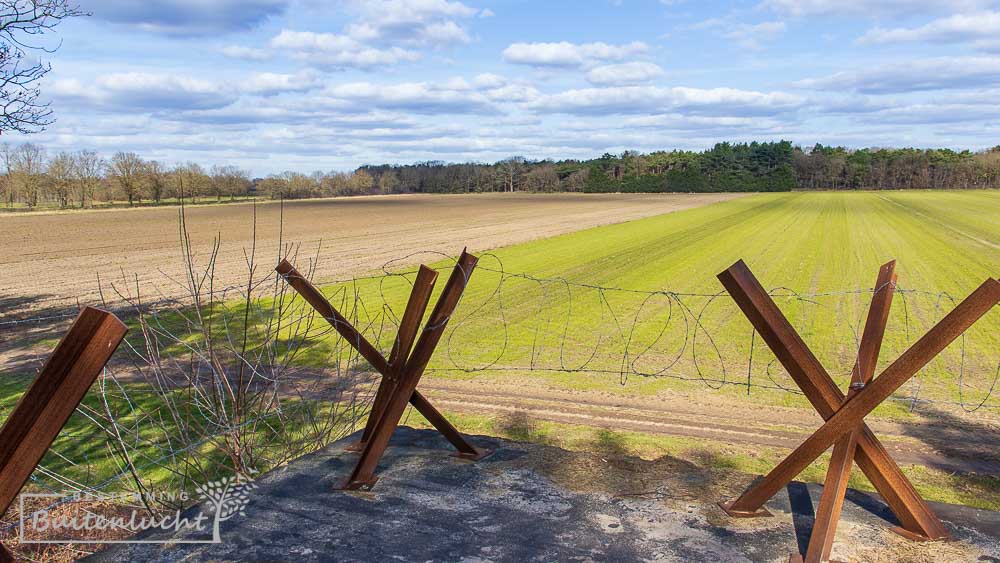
[3,253,998,414]
[1,249,997,550]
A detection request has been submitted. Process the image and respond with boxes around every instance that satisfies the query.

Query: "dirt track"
[417,378,1000,476]
[1,193,739,317]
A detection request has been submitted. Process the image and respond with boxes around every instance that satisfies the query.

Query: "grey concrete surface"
[89,427,1000,562]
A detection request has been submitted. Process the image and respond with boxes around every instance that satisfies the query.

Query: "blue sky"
[11,0,1000,175]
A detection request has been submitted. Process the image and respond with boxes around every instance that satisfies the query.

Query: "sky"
[9,0,1000,175]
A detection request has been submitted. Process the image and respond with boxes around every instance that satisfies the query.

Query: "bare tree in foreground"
[1,1,85,134]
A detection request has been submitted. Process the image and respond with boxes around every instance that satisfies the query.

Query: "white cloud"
[586,62,664,85]
[241,71,322,95]
[270,29,421,68]
[627,114,771,127]
[693,18,785,49]
[420,20,471,44]
[812,94,897,114]
[527,85,803,116]
[473,73,507,88]
[271,29,363,51]
[796,56,1000,94]
[759,0,995,17]
[724,21,786,48]
[357,0,478,21]
[51,73,237,111]
[858,11,1000,45]
[862,102,1000,124]
[322,81,498,114]
[502,41,649,68]
[439,76,472,90]
[268,0,482,69]
[623,113,790,134]
[344,0,479,47]
[220,45,272,61]
[483,84,540,102]
[974,38,1000,52]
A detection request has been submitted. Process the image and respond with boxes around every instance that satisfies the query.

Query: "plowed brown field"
[1,192,740,316]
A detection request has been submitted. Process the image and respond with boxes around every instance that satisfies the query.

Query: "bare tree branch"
[1,0,86,134]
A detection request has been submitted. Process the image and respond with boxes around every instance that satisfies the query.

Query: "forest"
[2,141,999,209]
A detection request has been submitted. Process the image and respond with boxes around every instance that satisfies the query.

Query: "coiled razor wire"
[1,250,998,545]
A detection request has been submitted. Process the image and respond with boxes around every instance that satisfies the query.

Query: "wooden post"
[0,307,127,558]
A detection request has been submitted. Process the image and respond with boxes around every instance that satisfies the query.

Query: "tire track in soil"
[417,379,1000,476]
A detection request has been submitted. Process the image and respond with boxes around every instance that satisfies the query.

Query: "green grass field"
[310,190,999,413]
[3,190,998,522]
[480,190,997,294]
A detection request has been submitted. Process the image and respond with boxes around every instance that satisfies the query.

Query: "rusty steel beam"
[385,252,490,459]
[340,251,490,490]
[276,252,490,490]
[717,260,949,539]
[801,261,896,563]
[276,260,446,451]
[0,307,127,562]
[276,259,391,375]
[409,389,486,459]
[741,276,1000,519]
[0,307,127,514]
[349,266,438,451]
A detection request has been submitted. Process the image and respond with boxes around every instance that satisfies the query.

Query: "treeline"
[0,144,255,208]
[3,141,999,209]
[794,145,1000,190]
[355,143,797,195]
[361,142,1000,194]
[0,143,376,209]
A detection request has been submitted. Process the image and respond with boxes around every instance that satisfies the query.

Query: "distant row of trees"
[793,145,1000,190]
[365,142,1000,195]
[2,141,998,209]
[0,144,253,208]
[0,143,376,208]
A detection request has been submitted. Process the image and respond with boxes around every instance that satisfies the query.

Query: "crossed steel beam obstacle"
[716,259,1000,562]
[275,250,492,490]
[0,307,128,562]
